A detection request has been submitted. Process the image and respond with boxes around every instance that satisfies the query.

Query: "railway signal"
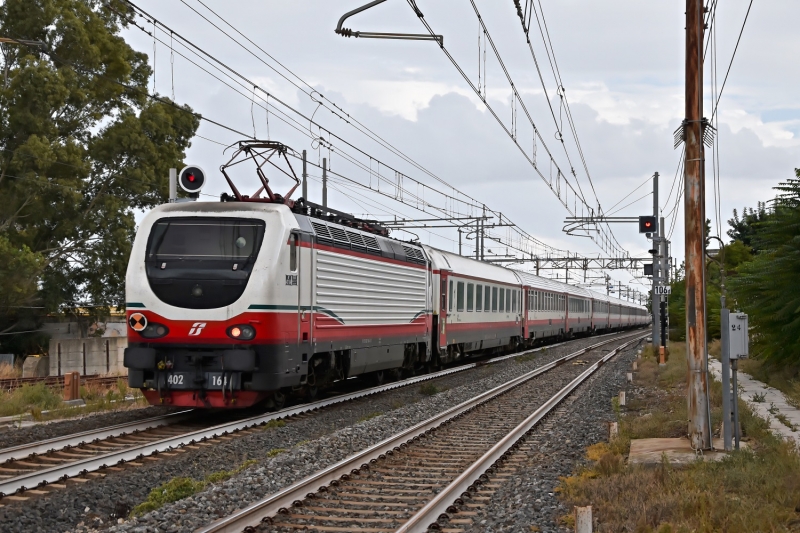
[638,216,657,233]
[179,165,206,195]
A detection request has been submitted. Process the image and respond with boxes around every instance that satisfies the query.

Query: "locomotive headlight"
[140,323,169,339]
[227,325,255,340]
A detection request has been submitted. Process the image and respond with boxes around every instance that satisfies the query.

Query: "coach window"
[467,283,474,312]
[485,286,491,312]
[497,287,503,312]
[447,279,454,311]
[511,290,516,313]
[457,282,465,312]
[289,234,298,271]
[476,284,483,312]
[505,289,510,312]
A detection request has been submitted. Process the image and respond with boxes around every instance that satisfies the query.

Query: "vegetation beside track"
[558,343,800,532]
[0,378,146,420]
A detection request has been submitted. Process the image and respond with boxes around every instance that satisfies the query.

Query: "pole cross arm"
[335,0,443,46]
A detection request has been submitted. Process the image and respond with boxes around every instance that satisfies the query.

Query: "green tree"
[0,0,199,352]
[729,171,800,364]
[727,202,769,253]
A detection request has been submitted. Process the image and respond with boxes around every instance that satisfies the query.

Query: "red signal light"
[188,174,196,182]
[638,216,657,233]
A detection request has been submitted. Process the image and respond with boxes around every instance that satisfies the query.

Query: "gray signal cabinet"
[728,313,749,360]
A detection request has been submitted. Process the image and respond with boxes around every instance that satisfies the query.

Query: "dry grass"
[0,378,146,420]
[0,363,21,379]
[740,357,800,410]
[558,341,800,532]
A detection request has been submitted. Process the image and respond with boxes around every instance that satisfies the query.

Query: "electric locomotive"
[124,140,649,409]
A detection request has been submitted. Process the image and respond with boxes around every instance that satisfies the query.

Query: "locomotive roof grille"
[402,245,426,264]
[311,221,333,244]
[309,218,390,258]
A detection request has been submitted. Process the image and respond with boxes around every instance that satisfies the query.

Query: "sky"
[122,0,800,295]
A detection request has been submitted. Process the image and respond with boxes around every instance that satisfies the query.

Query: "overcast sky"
[123,0,800,293]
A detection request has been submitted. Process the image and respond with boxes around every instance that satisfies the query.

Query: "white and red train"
[124,201,648,408]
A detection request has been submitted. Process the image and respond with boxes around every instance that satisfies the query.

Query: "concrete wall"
[22,356,50,378]
[49,337,128,376]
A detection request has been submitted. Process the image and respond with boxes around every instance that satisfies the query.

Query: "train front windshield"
[145,218,266,309]
[147,218,264,261]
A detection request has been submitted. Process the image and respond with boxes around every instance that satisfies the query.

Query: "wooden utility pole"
[684,0,711,449]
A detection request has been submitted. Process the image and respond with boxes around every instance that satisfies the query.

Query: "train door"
[293,232,312,355]
[439,273,449,351]
[522,289,529,340]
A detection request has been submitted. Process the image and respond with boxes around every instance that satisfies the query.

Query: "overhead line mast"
[684,0,712,450]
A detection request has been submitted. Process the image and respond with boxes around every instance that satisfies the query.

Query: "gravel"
[0,333,635,533]
[463,339,645,533]
[0,406,185,450]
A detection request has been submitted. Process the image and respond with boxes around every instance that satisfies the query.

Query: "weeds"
[751,391,767,403]
[558,341,798,532]
[0,363,20,379]
[774,412,798,432]
[267,448,287,458]
[131,477,206,517]
[0,379,146,420]
[419,383,446,396]
[0,383,61,417]
[357,411,383,423]
[204,459,258,484]
[131,460,259,517]
[261,418,286,430]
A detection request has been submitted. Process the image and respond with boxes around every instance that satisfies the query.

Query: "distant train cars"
[124,201,648,409]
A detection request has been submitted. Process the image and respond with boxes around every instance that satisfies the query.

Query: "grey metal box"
[728,313,749,359]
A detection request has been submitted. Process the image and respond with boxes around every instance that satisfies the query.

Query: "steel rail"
[0,334,592,497]
[0,410,195,464]
[0,333,586,468]
[194,330,644,533]
[398,334,646,532]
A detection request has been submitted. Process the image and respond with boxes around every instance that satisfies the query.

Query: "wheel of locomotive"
[305,366,319,401]
[272,390,286,411]
[372,370,386,386]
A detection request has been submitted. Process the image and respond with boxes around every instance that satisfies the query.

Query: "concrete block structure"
[49,337,128,376]
[22,356,50,377]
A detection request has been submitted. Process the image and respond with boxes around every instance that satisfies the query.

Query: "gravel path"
[464,339,645,533]
[0,406,184,450]
[0,333,635,533]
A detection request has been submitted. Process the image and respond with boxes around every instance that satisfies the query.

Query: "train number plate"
[164,372,192,389]
[204,372,241,390]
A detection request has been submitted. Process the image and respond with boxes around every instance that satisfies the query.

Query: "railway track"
[196,332,645,533]
[0,330,640,505]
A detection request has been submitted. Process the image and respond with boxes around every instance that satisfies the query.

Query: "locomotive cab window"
[145,217,266,310]
[289,233,298,272]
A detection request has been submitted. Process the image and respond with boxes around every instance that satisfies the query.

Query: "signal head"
[638,216,657,234]
[179,165,206,194]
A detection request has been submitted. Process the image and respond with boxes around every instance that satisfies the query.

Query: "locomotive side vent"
[402,245,426,264]
[329,226,350,247]
[345,230,367,252]
[311,221,333,244]
[361,234,381,254]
